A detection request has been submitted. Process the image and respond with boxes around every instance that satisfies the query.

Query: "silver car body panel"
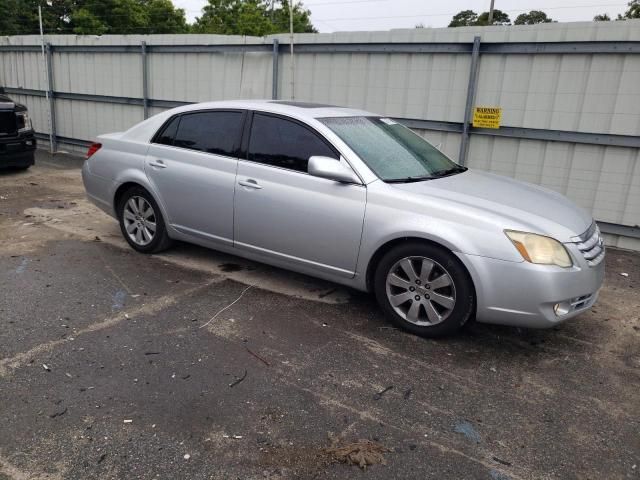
[82,99,605,329]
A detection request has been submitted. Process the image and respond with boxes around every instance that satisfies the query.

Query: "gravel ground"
[0,151,638,480]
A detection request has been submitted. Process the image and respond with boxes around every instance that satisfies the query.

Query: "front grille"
[0,111,17,136]
[575,222,605,267]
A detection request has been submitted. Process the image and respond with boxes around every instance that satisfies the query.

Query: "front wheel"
[117,186,172,254]
[374,242,475,338]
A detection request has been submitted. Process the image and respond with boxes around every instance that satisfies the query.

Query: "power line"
[315,2,629,22]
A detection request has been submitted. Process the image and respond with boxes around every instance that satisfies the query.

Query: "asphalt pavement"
[0,151,638,479]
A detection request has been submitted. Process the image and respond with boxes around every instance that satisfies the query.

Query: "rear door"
[233,112,366,277]
[145,110,245,246]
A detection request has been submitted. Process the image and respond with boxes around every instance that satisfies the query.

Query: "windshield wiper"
[385,175,435,183]
[431,166,468,178]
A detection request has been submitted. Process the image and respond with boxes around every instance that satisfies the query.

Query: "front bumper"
[457,246,605,328]
[0,131,36,168]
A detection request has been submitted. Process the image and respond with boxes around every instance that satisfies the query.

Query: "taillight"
[86,142,102,159]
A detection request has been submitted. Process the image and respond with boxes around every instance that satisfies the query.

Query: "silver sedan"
[82,100,605,337]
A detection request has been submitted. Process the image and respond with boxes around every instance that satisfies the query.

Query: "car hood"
[390,170,592,242]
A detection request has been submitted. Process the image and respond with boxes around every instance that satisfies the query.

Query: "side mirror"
[308,156,360,184]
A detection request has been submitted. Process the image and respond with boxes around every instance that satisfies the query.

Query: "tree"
[0,0,189,35]
[448,10,478,27]
[144,0,189,33]
[193,0,315,36]
[593,13,611,21]
[71,8,109,35]
[448,9,511,27]
[476,9,511,25]
[514,10,554,25]
[270,0,316,34]
[617,0,640,19]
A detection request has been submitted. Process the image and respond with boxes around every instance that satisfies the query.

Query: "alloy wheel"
[123,196,156,246]
[385,256,456,326]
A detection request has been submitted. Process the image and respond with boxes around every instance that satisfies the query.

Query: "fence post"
[45,42,57,153]
[272,38,279,100]
[458,35,481,166]
[141,41,149,119]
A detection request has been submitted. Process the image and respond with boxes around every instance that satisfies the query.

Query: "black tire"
[373,241,475,338]
[117,186,173,254]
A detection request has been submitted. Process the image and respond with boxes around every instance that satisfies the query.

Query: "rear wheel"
[117,186,172,253]
[374,242,475,338]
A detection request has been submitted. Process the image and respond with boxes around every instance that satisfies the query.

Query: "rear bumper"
[0,131,36,168]
[81,162,117,217]
[457,248,605,328]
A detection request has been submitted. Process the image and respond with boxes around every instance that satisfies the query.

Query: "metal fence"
[1,22,639,249]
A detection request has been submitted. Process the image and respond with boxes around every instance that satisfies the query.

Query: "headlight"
[16,111,32,132]
[505,230,572,267]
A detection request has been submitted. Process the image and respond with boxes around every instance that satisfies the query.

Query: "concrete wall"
[1,21,639,249]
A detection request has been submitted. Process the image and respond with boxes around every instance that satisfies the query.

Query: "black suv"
[0,87,36,169]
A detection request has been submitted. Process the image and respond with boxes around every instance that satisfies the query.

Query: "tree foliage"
[618,0,640,19]
[448,10,478,27]
[193,0,316,36]
[593,13,611,21]
[448,9,511,27]
[0,0,192,35]
[514,10,555,25]
[0,0,318,36]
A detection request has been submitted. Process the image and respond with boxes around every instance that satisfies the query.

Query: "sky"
[172,0,631,30]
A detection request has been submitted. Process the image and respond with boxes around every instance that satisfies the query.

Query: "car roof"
[117,99,379,146]
[175,99,376,120]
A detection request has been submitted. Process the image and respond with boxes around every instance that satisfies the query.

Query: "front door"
[233,112,366,277]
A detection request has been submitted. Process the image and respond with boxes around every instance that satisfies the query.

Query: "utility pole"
[289,0,295,100]
[488,0,495,24]
[39,5,54,154]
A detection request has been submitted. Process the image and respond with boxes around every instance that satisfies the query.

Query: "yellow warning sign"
[473,107,502,129]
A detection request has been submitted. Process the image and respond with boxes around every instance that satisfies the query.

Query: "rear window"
[156,111,244,157]
[154,116,180,146]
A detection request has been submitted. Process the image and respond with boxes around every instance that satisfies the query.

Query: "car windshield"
[319,116,466,182]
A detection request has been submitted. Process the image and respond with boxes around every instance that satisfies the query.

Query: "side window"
[248,113,338,173]
[155,116,180,146]
[172,111,244,156]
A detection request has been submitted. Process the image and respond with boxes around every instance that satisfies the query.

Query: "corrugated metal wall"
[1,21,639,249]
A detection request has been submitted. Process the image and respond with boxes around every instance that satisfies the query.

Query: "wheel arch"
[365,236,477,303]
[114,181,144,213]
[111,176,168,226]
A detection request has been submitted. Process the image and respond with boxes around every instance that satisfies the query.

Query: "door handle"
[148,160,167,169]
[238,179,262,190]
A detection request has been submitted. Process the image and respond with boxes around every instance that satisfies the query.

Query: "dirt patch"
[259,437,391,476]
[259,444,333,477]
[325,438,391,469]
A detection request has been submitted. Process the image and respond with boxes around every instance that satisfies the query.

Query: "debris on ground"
[229,369,247,387]
[123,419,133,424]
[324,437,391,469]
[620,272,629,277]
[373,385,394,400]
[49,407,67,418]
[183,453,191,460]
[492,456,513,466]
[42,364,51,372]
[246,347,270,366]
